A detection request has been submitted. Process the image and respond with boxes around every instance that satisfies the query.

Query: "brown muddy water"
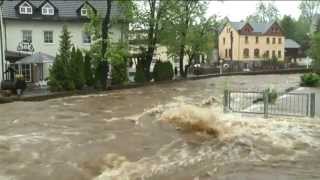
[0,74,320,180]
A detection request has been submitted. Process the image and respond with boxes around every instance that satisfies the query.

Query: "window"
[245,36,249,44]
[225,49,228,57]
[229,49,232,58]
[42,3,54,15]
[22,30,32,43]
[278,38,282,44]
[44,31,53,43]
[278,50,282,58]
[266,37,270,44]
[82,32,91,44]
[272,38,276,44]
[19,2,32,14]
[19,2,33,15]
[272,50,276,57]
[256,36,259,44]
[243,48,249,58]
[81,8,88,16]
[21,64,32,82]
[264,51,270,58]
[223,38,226,45]
[254,49,260,58]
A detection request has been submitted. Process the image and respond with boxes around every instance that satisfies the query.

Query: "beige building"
[219,21,285,62]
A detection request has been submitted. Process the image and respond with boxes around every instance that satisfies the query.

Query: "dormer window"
[19,2,33,15]
[42,3,54,15]
[81,8,88,16]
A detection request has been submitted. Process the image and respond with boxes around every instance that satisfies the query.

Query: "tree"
[299,0,320,25]
[69,47,85,90]
[280,15,296,40]
[132,0,170,80]
[310,32,320,73]
[246,2,280,23]
[160,0,211,77]
[83,52,94,86]
[48,25,75,91]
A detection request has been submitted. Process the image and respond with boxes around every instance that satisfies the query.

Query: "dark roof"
[285,39,301,49]
[15,52,55,64]
[2,0,123,21]
[229,21,276,33]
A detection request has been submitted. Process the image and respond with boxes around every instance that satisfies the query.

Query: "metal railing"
[224,89,316,118]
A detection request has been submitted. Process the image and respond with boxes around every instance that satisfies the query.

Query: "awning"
[15,52,55,64]
[5,50,30,63]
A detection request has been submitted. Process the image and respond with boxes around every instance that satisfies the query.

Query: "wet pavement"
[1,74,320,180]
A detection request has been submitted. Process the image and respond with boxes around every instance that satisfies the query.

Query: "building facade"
[1,0,127,83]
[219,21,285,62]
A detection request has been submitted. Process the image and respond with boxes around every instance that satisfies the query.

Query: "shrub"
[300,73,320,87]
[109,44,128,85]
[266,88,278,104]
[153,61,174,81]
[69,47,85,90]
[134,61,147,83]
[84,52,95,87]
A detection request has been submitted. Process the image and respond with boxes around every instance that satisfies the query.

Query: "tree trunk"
[101,0,112,59]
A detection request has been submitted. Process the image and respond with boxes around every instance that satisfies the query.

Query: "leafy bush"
[300,73,320,87]
[108,44,128,85]
[134,61,147,83]
[153,61,174,81]
[83,52,95,87]
[266,88,278,104]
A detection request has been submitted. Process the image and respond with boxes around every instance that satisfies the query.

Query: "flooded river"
[0,74,320,180]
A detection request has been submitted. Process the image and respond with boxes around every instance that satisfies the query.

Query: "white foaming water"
[95,97,320,180]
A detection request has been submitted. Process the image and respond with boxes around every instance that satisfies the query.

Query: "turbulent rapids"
[0,74,319,180]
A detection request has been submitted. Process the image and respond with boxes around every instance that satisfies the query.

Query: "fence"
[224,90,316,118]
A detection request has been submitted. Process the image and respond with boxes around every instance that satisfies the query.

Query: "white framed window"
[19,2,33,15]
[44,31,53,43]
[82,32,91,44]
[22,30,32,43]
[42,3,54,15]
[21,64,32,82]
[81,8,88,16]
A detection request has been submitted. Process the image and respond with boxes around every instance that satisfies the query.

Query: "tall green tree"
[83,52,94,86]
[246,2,280,23]
[69,47,85,90]
[310,32,320,73]
[132,0,170,80]
[48,25,75,91]
[280,15,296,40]
[299,0,320,25]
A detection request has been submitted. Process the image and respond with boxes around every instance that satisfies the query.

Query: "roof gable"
[229,21,283,36]
[76,1,97,16]
[15,0,36,15]
[3,0,123,21]
[39,0,58,16]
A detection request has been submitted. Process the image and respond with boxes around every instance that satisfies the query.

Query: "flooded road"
[1,74,320,180]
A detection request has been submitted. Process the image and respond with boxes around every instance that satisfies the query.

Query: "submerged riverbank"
[1,74,319,180]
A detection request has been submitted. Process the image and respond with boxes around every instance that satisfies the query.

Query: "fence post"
[310,93,316,118]
[224,89,229,113]
[263,90,269,118]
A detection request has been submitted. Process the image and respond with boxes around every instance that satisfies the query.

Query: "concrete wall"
[219,23,285,61]
[4,19,123,57]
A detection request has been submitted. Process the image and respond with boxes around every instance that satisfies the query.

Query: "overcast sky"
[207,0,302,21]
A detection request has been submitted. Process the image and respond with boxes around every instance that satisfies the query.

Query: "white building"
[1,0,127,83]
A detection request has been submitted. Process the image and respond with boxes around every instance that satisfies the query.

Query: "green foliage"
[299,0,320,25]
[134,61,146,83]
[310,32,320,73]
[300,73,320,87]
[246,2,280,23]
[280,15,296,40]
[266,88,278,104]
[48,26,75,91]
[108,44,128,85]
[69,47,85,90]
[84,52,95,86]
[153,61,174,81]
